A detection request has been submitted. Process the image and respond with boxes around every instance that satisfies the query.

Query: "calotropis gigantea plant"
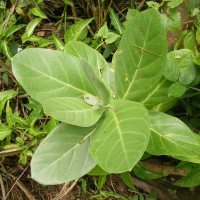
[12,9,200,185]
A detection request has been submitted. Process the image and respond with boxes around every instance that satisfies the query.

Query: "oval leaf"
[43,97,105,127]
[147,111,200,158]
[31,123,96,185]
[12,48,110,105]
[114,9,167,102]
[90,100,150,173]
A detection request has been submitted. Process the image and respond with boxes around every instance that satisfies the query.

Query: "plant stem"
[0,57,13,75]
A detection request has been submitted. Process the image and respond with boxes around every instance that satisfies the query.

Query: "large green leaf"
[147,111,200,158]
[31,123,96,185]
[43,97,105,127]
[114,9,167,102]
[12,48,110,105]
[90,99,150,173]
[64,41,108,76]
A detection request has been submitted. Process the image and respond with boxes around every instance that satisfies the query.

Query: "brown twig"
[141,159,186,177]
[13,179,36,200]
[0,148,22,157]
[52,179,78,200]
[0,173,6,200]
[5,164,36,200]
[3,0,18,32]
[137,0,146,10]
[71,0,77,19]
[0,57,13,75]
[58,182,69,197]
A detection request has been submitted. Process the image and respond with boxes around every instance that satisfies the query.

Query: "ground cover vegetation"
[1,0,200,199]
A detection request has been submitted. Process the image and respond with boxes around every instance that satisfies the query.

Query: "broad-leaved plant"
[11,9,200,185]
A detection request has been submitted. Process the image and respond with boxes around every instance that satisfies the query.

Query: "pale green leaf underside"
[43,97,105,127]
[31,123,96,185]
[12,48,109,105]
[64,41,108,76]
[147,111,200,158]
[114,9,167,102]
[90,99,150,173]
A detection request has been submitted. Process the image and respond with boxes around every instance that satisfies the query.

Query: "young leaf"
[168,82,187,97]
[31,6,47,19]
[168,0,185,8]
[0,90,16,116]
[22,18,42,43]
[31,123,96,185]
[43,97,105,127]
[163,59,180,82]
[114,9,167,102]
[167,49,196,85]
[96,23,109,38]
[174,168,200,187]
[120,172,136,190]
[147,111,200,159]
[12,48,110,105]
[0,123,12,141]
[4,24,25,38]
[90,99,150,173]
[162,8,181,32]
[64,41,108,76]
[52,33,64,51]
[64,18,93,43]
[109,8,124,34]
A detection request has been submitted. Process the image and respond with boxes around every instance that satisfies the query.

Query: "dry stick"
[100,0,113,28]
[58,182,69,197]
[71,0,77,19]
[52,179,78,200]
[13,179,36,200]
[5,164,36,200]
[0,148,22,157]
[141,160,186,177]
[0,57,13,75]
[137,0,146,11]
[0,173,6,200]
[3,0,18,31]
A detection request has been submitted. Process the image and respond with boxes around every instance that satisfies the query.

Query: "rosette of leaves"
[11,9,200,185]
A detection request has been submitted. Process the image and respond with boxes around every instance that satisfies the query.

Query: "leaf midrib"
[122,13,153,100]
[18,59,90,95]
[110,108,129,167]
